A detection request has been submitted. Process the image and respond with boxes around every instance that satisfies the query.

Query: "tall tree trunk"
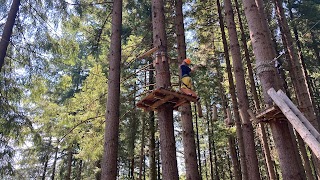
[152,0,179,179]
[51,146,59,180]
[234,0,260,111]
[234,0,277,179]
[211,132,219,180]
[174,0,186,63]
[156,139,161,180]
[0,0,20,71]
[216,0,249,179]
[274,0,320,178]
[180,104,201,180]
[205,102,215,180]
[175,0,200,179]
[214,55,241,180]
[203,150,209,180]
[42,154,49,180]
[257,124,277,180]
[101,1,122,179]
[287,1,320,121]
[129,70,138,179]
[148,59,157,180]
[139,117,146,180]
[297,134,314,180]
[195,105,203,179]
[66,147,73,180]
[288,1,319,117]
[273,6,307,179]
[224,1,261,179]
[242,0,304,179]
[228,136,241,180]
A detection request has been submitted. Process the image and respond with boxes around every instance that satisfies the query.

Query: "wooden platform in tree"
[136,88,197,111]
[255,105,286,122]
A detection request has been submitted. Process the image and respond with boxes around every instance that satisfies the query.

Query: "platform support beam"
[268,88,320,159]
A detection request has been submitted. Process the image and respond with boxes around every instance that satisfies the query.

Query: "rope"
[256,60,275,75]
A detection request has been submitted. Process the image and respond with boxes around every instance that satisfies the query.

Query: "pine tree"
[151,0,179,179]
[101,0,122,179]
[242,0,304,179]
[223,0,261,179]
[175,0,200,179]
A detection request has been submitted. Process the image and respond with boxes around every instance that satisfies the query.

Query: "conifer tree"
[101,0,122,179]
[175,0,200,179]
[151,0,179,179]
[223,0,261,179]
[242,0,304,179]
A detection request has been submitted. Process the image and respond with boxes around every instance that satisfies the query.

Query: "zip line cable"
[271,19,320,63]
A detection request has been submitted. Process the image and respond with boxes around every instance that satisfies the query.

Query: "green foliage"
[2,0,320,179]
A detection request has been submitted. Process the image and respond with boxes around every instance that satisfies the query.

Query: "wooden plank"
[248,109,260,123]
[150,95,175,109]
[174,99,188,109]
[137,88,199,111]
[256,105,280,119]
[158,88,197,102]
[277,90,320,142]
[137,46,159,59]
[268,88,320,159]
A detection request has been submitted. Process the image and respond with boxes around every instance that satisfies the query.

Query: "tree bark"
[0,0,20,71]
[129,70,138,179]
[51,146,59,180]
[211,132,219,180]
[152,0,179,179]
[148,59,156,180]
[241,0,304,179]
[42,153,49,180]
[66,147,73,180]
[274,0,320,178]
[224,1,261,179]
[234,1,277,179]
[194,104,202,179]
[228,136,241,180]
[216,0,249,179]
[287,1,320,122]
[297,134,314,180]
[101,0,122,179]
[139,117,146,180]
[180,103,201,180]
[205,101,215,180]
[175,0,200,179]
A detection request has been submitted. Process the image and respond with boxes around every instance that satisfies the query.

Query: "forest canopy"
[0,0,320,179]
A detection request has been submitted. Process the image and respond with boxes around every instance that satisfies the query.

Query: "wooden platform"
[136,88,198,111]
[255,105,285,122]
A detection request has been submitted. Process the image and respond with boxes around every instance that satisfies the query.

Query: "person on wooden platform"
[180,58,200,99]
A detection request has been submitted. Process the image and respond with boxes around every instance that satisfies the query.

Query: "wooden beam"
[158,88,197,102]
[150,95,175,109]
[256,105,281,119]
[174,99,188,109]
[268,88,320,159]
[277,90,320,142]
[137,46,159,59]
[247,109,259,123]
